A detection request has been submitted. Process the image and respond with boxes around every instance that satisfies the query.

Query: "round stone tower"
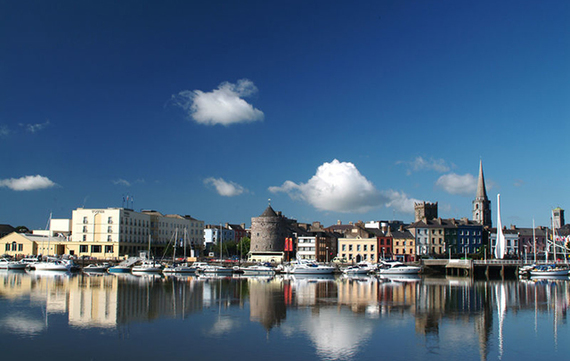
[250,205,287,252]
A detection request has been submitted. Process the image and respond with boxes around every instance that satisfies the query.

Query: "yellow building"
[0,232,66,257]
[389,228,416,262]
[338,224,379,263]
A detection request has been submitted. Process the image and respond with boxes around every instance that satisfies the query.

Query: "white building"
[68,208,204,259]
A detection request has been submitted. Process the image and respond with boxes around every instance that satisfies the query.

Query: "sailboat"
[163,228,198,274]
[34,213,72,272]
[132,235,164,273]
[199,225,233,275]
[530,213,569,277]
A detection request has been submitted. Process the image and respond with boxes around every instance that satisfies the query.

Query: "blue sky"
[1,0,568,230]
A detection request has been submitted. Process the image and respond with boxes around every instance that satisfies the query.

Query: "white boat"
[132,260,164,273]
[199,264,233,274]
[529,264,570,277]
[132,235,164,273]
[377,260,422,274]
[83,263,111,272]
[342,263,375,275]
[163,262,198,274]
[241,264,276,276]
[0,258,27,270]
[285,259,336,274]
[34,258,72,272]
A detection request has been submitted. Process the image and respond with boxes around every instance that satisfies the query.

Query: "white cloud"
[435,173,477,195]
[172,79,264,126]
[204,177,246,197]
[0,125,9,137]
[269,160,388,213]
[398,156,451,175]
[19,120,50,133]
[0,175,57,191]
[384,190,422,214]
[113,179,131,186]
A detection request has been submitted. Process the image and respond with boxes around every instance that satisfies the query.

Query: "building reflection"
[1,270,570,360]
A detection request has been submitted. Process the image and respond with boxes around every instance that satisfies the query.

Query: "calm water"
[0,270,569,361]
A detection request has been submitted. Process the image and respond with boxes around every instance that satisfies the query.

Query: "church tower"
[472,160,492,227]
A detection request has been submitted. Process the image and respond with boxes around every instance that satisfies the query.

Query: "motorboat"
[163,262,198,274]
[529,264,570,277]
[342,263,376,275]
[34,258,73,272]
[285,259,336,275]
[377,260,422,275]
[240,264,276,276]
[132,260,164,273]
[108,265,132,273]
[0,258,27,270]
[199,264,233,274]
[83,263,111,273]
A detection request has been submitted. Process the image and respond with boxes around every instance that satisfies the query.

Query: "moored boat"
[377,260,422,275]
[0,258,28,270]
[529,264,570,277]
[241,263,276,276]
[83,263,111,272]
[285,259,336,274]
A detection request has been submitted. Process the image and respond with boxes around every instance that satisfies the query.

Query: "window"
[83,217,88,224]
[91,245,102,253]
[371,245,375,251]
[83,226,88,232]
[12,242,17,251]
[80,245,88,253]
[108,217,113,224]
[357,245,361,251]
[107,235,112,242]
[342,244,346,251]
[349,245,353,251]
[108,226,112,233]
[18,244,23,251]
[364,245,367,251]
[105,245,113,253]
[5,243,10,251]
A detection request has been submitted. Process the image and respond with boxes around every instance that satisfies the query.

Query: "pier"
[422,259,532,278]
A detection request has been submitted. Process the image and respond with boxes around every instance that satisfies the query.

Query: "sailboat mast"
[533,219,536,264]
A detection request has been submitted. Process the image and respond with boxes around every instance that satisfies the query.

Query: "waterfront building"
[295,222,337,262]
[389,226,415,262]
[0,208,204,260]
[408,218,484,257]
[472,160,492,228]
[338,223,379,263]
[517,226,547,260]
[204,225,235,255]
[249,204,291,263]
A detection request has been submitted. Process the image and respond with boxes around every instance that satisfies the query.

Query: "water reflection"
[1,270,570,360]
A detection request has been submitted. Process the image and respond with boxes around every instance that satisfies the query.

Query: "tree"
[237,237,250,258]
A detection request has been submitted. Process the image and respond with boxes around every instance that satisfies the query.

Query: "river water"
[0,270,568,361]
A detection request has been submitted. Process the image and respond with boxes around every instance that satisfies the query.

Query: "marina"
[2,270,570,360]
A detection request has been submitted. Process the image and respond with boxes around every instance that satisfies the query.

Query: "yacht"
[285,259,336,275]
[377,260,422,275]
[240,264,276,276]
[342,262,376,275]
[34,257,73,272]
[0,258,27,270]
[163,262,198,274]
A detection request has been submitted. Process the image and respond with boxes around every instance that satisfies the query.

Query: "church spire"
[473,160,492,227]
[475,159,488,200]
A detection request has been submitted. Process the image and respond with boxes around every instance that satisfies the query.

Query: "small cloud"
[269,159,388,213]
[172,79,264,126]
[435,173,477,196]
[21,120,50,133]
[398,156,452,175]
[204,177,247,197]
[0,125,9,137]
[113,179,131,187]
[514,179,524,187]
[0,175,57,191]
[383,190,422,214]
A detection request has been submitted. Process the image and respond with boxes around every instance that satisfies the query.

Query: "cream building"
[0,208,204,260]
